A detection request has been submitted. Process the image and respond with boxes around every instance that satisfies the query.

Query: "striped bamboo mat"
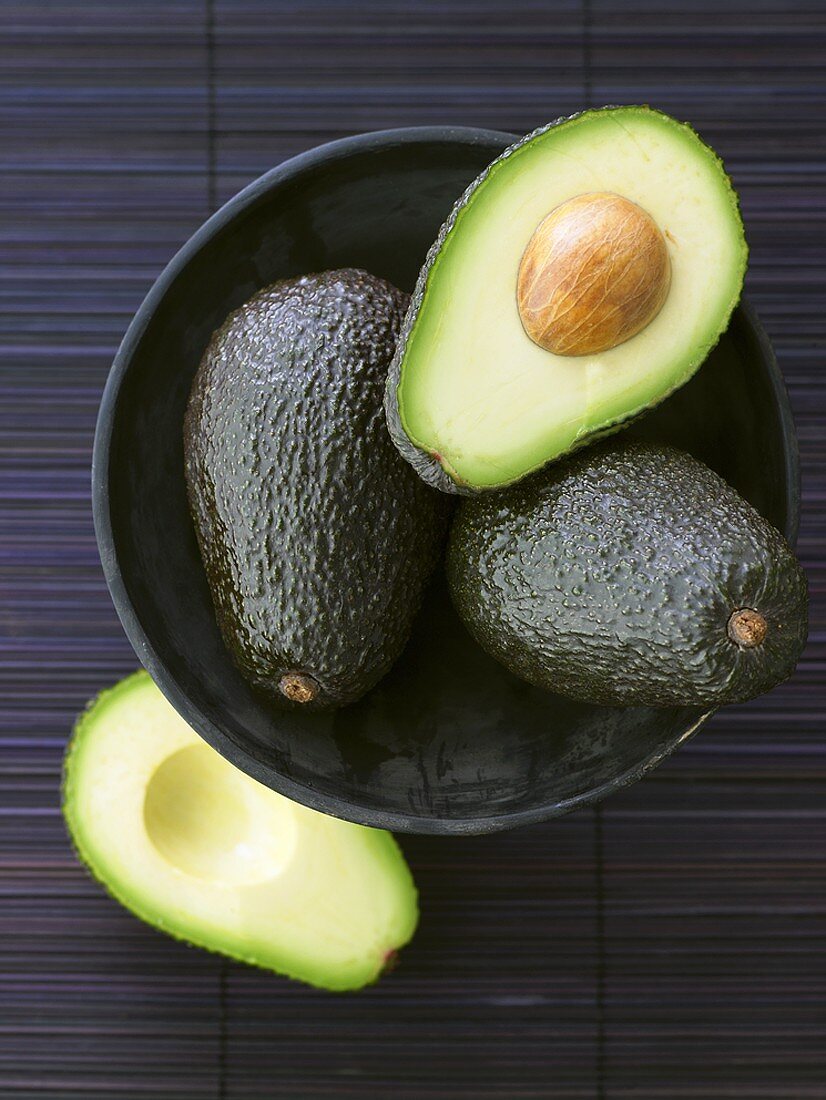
[1,2,824,1096]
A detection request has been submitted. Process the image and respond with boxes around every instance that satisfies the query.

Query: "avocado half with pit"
[386,106,748,493]
[63,672,418,991]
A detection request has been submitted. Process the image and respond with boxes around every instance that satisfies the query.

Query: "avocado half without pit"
[63,672,418,991]
[386,106,748,493]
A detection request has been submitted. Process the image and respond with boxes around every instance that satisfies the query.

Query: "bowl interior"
[99,130,797,834]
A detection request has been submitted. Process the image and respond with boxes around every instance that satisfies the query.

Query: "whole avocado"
[185,269,450,710]
[447,440,808,708]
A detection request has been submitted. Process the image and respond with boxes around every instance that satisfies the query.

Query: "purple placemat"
[1,2,823,1096]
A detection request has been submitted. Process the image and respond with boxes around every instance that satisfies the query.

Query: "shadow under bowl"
[93,126,800,835]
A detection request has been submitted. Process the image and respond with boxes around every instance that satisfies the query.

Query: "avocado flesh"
[389,107,748,492]
[447,441,808,708]
[185,269,450,709]
[63,672,418,991]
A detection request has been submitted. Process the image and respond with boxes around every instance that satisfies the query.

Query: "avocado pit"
[517,191,671,356]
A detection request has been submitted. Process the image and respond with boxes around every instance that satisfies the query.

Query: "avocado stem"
[382,949,399,973]
[279,672,319,704]
[727,608,768,649]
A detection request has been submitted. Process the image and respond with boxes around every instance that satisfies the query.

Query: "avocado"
[63,672,418,991]
[386,106,748,493]
[447,440,807,708]
[184,269,450,710]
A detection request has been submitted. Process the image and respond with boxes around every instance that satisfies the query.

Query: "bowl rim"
[92,125,801,835]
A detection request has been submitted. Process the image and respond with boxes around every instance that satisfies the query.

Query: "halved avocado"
[63,672,418,991]
[386,106,748,493]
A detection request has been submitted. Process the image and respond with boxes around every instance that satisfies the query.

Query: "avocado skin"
[385,106,745,495]
[185,269,451,710]
[383,118,579,497]
[447,440,807,708]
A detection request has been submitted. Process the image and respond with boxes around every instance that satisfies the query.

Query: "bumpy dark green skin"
[185,269,451,710]
[385,105,744,496]
[447,440,808,708]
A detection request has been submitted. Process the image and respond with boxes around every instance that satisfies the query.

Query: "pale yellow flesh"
[63,673,417,990]
[399,109,747,487]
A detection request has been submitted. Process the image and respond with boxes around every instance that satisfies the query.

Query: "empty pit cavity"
[143,743,297,886]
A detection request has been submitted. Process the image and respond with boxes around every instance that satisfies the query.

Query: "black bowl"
[93,127,799,835]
